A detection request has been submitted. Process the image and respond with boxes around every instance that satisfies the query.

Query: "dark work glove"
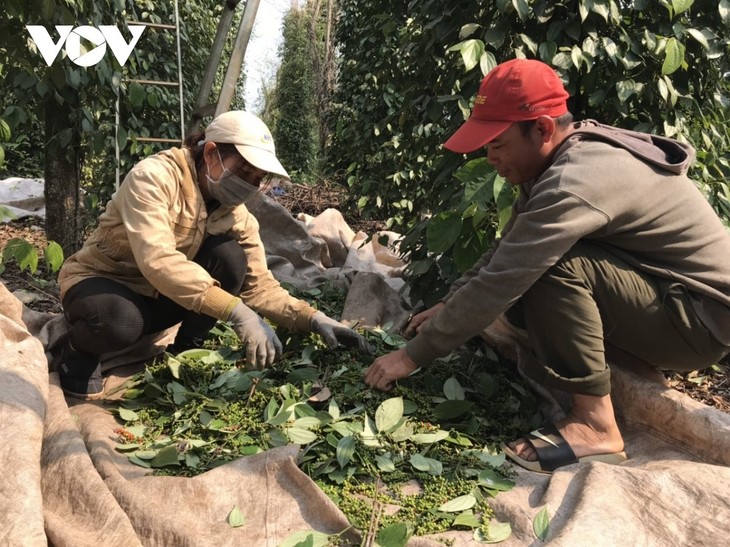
[310,311,371,353]
[228,302,282,369]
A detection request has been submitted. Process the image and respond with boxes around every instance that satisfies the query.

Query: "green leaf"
[433,400,473,420]
[533,505,550,540]
[671,0,693,16]
[167,357,181,379]
[149,445,180,467]
[292,416,322,430]
[375,397,404,433]
[328,399,340,421]
[538,41,557,63]
[118,407,139,421]
[266,400,296,425]
[478,469,516,492]
[474,520,512,543]
[453,511,481,528]
[0,119,11,141]
[459,24,481,39]
[409,454,443,475]
[438,494,476,512]
[479,50,497,76]
[285,427,318,445]
[662,38,685,75]
[336,435,356,468]
[512,0,529,21]
[117,126,128,152]
[376,522,411,547]
[44,242,64,273]
[409,430,449,444]
[3,238,38,273]
[459,39,485,72]
[278,531,331,547]
[177,348,215,360]
[426,212,463,253]
[721,0,730,25]
[375,454,396,472]
[443,376,465,400]
[686,28,711,50]
[227,505,245,528]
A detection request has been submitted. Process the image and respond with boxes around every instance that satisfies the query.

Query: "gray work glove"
[310,311,371,353]
[228,302,283,369]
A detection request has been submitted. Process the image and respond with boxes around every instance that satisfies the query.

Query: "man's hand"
[228,302,283,369]
[404,302,445,339]
[364,348,418,391]
[310,311,371,353]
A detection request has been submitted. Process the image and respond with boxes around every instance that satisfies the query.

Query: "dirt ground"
[1,207,727,415]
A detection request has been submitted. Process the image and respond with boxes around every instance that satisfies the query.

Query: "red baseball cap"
[444,59,569,153]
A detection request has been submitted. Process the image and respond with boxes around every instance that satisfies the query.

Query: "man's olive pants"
[507,242,729,397]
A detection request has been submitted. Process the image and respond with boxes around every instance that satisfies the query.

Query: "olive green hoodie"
[406,120,730,367]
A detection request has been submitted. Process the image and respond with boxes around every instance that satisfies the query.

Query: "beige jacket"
[59,147,317,331]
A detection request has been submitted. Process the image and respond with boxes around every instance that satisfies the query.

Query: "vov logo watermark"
[26,25,145,67]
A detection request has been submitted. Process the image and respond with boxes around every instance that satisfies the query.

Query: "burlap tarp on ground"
[2,196,729,546]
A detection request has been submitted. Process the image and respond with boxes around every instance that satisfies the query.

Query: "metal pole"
[174,0,185,140]
[186,1,241,134]
[115,94,120,190]
[215,0,261,117]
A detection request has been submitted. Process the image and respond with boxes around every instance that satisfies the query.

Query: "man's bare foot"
[507,393,624,461]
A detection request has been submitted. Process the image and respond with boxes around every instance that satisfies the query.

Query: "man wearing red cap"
[364,59,730,473]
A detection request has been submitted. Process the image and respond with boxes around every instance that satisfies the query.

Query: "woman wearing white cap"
[57,111,367,399]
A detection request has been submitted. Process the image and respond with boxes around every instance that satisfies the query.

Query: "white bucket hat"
[203,111,290,180]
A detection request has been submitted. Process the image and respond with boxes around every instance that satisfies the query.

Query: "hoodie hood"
[567,119,696,175]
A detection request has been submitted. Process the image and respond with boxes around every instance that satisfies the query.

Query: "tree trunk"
[44,99,82,257]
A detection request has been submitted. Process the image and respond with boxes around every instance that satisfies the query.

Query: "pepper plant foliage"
[0,0,243,249]
[113,286,538,542]
[327,0,730,306]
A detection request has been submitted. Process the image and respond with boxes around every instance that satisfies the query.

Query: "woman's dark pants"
[58,235,246,396]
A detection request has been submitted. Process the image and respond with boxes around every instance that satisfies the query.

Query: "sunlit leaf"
[3,238,38,273]
[118,407,139,421]
[227,505,245,528]
[278,530,331,547]
[459,39,485,72]
[375,397,404,433]
[662,37,684,75]
[44,241,64,273]
[327,399,341,421]
[285,427,318,445]
[454,510,481,528]
[459,23,481,39]
[533,505,550,540]
[671,0,693,16]
[409,430,449,444]
[511,0,529,20]
[438,494,476,512]
[474,520,512,543]
[478,469,516,492]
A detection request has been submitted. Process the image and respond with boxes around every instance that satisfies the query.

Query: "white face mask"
[206,151,269,207]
